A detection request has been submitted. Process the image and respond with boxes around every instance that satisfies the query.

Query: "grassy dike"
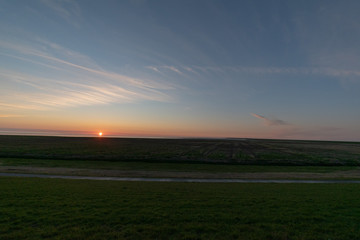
[1,177,360,240]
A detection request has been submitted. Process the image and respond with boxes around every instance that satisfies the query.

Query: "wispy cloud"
[182,66,199,75]
[251,113,288,126]
[146,66,162,74]
[0,40,162,89]
[162,66,184,75]
[40,0,82,28]
[0,69,171,111]
[0,114,23,118]
[0,37,175,111]
[149,65,203,76]
[228,66,360,78]
[148,64,360,79]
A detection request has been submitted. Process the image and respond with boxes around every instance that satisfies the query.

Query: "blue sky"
[0,0,360,140]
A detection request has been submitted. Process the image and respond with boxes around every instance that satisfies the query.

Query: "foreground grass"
[1,177,360,239]
[0,157,357,173]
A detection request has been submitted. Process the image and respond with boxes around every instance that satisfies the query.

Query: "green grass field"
[1,177,360,240]
[1,136,360,239]
[1,135,359,166]
[1,135,360,179]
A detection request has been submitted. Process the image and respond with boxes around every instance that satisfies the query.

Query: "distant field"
[0,135,359,166]
[1,177,360,240]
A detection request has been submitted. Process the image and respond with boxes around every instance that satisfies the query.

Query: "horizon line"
[0,129,358,143]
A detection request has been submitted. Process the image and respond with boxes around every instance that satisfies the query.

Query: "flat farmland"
[1,136,360,239]
[0,135,359,166]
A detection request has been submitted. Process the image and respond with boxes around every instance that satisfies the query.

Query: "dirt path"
[1,166,360,179]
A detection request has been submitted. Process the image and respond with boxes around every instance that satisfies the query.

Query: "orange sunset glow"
[0,0,359,141]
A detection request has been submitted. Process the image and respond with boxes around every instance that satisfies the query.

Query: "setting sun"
[98,132,103,137]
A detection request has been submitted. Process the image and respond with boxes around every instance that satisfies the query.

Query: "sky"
[1,0,360,141]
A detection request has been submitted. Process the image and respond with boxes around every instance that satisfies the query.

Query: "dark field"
[1,136,360,239]
[1,135,359,166]
[1,177,360,240]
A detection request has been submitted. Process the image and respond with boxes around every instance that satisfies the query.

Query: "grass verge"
[1,177,360,239]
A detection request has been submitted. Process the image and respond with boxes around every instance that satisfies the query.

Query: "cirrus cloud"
[251,113,288,126]
[0,36,176,111]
